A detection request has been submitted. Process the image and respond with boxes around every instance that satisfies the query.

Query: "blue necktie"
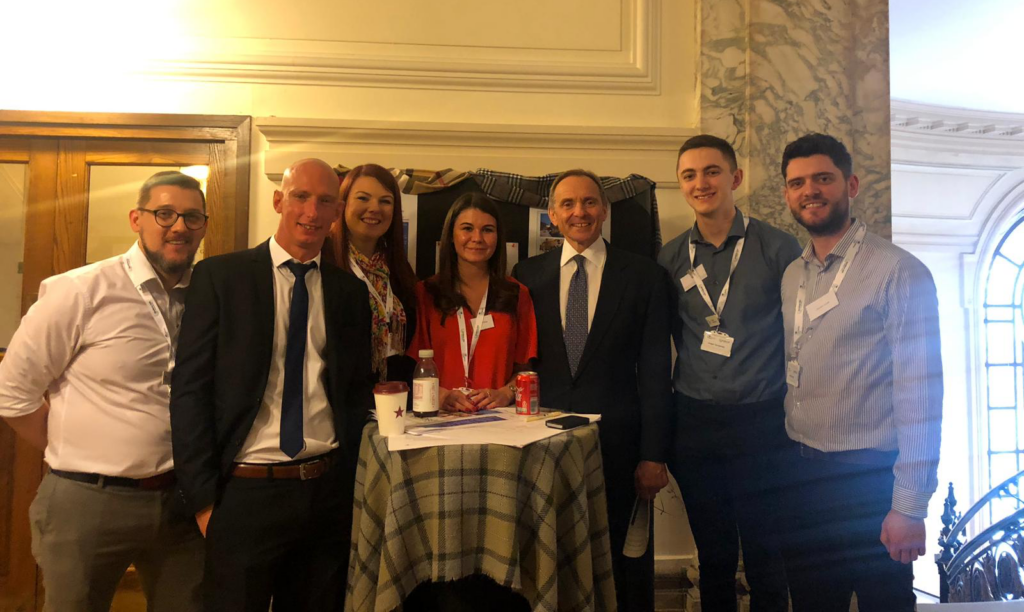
[564,255,588,377]
[281,260,316,458]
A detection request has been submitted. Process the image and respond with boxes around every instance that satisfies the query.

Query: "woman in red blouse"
[408,192,538,412]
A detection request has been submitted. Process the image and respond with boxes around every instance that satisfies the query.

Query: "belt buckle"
[298,461,317,480]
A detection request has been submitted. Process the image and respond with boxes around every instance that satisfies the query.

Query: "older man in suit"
[170,158,374,611]
[512,169,673,612]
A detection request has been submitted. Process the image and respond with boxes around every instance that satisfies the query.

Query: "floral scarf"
[349,243,407,381]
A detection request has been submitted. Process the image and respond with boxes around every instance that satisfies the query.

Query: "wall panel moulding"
[257,118,694,186]
[145,0,664,94]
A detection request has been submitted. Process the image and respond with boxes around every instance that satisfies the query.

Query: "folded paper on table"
[385,407,601,451]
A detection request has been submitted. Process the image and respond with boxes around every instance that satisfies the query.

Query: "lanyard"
[456,286,488,387]
[121,255,176,369]
[791,223,867,355]
[688,215,749,327]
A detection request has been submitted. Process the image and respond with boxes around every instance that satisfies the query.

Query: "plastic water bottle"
[412,349,439,418]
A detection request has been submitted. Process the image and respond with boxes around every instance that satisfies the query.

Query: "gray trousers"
[29,472,204,612]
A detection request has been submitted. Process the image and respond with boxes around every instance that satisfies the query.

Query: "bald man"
[170,159,374,610]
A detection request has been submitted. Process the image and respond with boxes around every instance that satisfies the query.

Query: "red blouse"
[408,277,538,390]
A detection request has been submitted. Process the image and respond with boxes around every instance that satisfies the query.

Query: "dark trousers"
[670,395,789,612]
[602,443,656,612]
[776,447,915,612]
[204,460,353,611]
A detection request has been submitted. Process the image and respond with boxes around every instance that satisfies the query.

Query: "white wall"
[891,99,1024,594]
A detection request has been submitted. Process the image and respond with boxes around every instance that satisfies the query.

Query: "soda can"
[515,372,540,415]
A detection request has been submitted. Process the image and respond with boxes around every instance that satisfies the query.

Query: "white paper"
[386,407,601,451]
[622,497,651,558]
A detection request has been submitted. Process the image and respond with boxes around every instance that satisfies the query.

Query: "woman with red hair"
[327,163,418,383]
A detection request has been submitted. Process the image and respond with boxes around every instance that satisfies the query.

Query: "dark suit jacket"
[170,240,374,515]
[512,242,673,473]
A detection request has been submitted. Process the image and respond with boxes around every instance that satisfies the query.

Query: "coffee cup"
[374,381,409,437]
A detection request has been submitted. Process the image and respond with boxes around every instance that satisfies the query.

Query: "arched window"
[983,214,1024,521]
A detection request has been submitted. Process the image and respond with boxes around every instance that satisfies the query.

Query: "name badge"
[786,360,800,387]
[681,275,696,292]
[480,314,495,330]
[701,330,733,357]
[806,291,839,321]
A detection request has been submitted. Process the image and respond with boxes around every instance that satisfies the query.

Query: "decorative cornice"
[892,99,1024,140]
[144,0,660,95]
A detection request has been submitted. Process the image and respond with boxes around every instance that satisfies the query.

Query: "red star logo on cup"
[394,407,404,418]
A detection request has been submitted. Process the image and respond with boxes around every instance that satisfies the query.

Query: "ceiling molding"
[891,231,978,252]
[892,99,1024,143]
[256,117,694,184]
[144,0,661,95]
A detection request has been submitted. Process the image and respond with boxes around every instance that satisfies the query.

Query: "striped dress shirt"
[781,219,943,518]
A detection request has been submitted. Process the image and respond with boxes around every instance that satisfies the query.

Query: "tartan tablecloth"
[346,422,617,612]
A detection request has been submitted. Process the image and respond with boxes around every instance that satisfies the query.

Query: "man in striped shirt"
[777,133,943,611]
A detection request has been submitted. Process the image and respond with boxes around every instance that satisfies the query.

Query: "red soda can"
[515,372,540,415]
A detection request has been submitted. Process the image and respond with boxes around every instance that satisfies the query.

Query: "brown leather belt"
[51,469,176,490]
[797,444,898,467]
[231,455,333,480]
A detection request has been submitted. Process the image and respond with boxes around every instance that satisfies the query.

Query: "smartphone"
[545,415,589,430]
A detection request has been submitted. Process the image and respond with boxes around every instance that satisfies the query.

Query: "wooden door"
[0,112,251,612]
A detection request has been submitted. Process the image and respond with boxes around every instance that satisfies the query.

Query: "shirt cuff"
[892,484,932,519]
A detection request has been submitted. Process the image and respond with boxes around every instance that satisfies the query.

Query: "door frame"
[0,111,251,611]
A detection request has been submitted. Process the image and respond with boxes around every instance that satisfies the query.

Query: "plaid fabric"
[347,422,617,612]
[471,169,663,247]
[334,164,474,195]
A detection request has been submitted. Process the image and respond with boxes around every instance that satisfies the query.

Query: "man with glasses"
[0,170,207,611]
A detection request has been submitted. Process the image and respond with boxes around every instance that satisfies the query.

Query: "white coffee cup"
[374,381,409,437]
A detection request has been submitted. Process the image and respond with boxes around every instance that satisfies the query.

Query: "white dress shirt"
[559,238,607,331]
[0,242,189,478]
[236,236,337,463]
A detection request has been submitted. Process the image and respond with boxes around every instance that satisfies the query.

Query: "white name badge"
[480,314,495,330]
[786,360,801,387]
[806,291,839,321]
[701,330,734,357]
[694,264,708,280]
[681,275,696,292]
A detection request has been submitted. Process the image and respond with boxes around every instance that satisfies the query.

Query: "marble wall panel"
[699,0,891,241]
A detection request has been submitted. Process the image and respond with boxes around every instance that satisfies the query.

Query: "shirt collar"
[689,208,745,245]
[270,235,322,269]
[800,218,863,265]
[124,241,193,290]
[560,237,607,269]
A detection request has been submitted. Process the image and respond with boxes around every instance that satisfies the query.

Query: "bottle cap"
[418,349,434,358]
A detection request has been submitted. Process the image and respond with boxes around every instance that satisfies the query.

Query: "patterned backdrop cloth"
[333,164,660,249]
[346,422,617,612]
[471,169,662,248]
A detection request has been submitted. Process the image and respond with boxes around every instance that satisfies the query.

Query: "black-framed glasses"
[136,208,208,230]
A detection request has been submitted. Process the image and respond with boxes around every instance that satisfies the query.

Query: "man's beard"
[140,240,194,278]
[794,197,850,237]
